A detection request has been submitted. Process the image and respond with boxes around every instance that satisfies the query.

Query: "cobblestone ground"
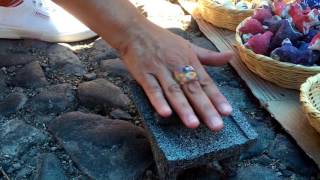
[0,1,319,180]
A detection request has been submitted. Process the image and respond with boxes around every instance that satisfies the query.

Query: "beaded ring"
[174,65,198,85]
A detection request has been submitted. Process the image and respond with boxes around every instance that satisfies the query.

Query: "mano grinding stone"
[129,83,258,180]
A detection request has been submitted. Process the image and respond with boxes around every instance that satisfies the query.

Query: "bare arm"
[53,0,234,131]
[53,0,153,53]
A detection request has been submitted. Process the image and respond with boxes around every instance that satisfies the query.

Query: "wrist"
[116,19,158,57]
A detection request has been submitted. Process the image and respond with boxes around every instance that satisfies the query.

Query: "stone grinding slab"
[129,80,258,179]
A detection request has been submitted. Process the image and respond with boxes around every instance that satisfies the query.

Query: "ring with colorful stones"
[174,65,198,85]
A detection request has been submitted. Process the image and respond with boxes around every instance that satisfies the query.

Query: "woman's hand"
[121,23,234,131]
[53,0,234,131]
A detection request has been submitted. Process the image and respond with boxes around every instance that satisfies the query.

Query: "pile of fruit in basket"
[239,0,320,66]
[213,0,271,10]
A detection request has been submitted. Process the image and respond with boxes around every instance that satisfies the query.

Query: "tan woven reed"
[300,73,320,134]
[235,17,320,90]
[198,0,254,31]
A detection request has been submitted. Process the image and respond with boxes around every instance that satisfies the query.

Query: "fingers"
[157,71,200,129]
[137,73,172,117]
[181,81,224,131]
[192,44,234,66]
[192,61,233,116]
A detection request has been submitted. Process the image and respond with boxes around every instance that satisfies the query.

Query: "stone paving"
[0,1,319,180]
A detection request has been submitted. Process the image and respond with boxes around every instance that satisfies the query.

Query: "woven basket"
[300,73,320,134]
[198,0,254,31]
[235,17,320,90]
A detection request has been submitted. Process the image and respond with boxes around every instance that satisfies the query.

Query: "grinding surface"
[130,80,258,165]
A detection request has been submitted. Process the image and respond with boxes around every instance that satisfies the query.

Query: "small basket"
[235,17,320,90]
[198,0,254,31]
[300,73,320,134]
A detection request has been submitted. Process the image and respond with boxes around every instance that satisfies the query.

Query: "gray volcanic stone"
[217,86,250,108]
[253,154,273,166]
[20,39,50,50]
[110,109,132,120]
[100,58,131,79]
[178,165,222,180]
[269,134,318,175]
[15,148,40,179]
[30,84,75,114]
[0,119,48,158]
[0,71,9,100]
[0,92,27,115]
[83,72,97,81]
[36,153,67,180]
[78,78,130,109]
[241,122,276,159]
[0,53,33,67]
[231,164,281,180]
[206,66,243,88]
[168,28,192,40]
[190,36,217,51]
[47,44,86,76]
[129,83,258,179]
[12,61,48,88]
[90,38,119,61]
[48,111,153,180]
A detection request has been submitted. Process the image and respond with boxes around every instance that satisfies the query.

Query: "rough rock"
[130,82,257,179]
[206,66,243,88]
[47,44,86,76]
[83,73,97,81]
[35,153,68,180]
[0,70,8,99]
[48,111,153,180]
[231,164,281,180]
[90,38,118,61]
[16,167,35,180]
[178,166,222,180]
[33,115,56,125]
[20,39,50,50]
[0,119,48,158]
[78,78,130,109]
[190,36,218,51]
[168,28,192,40]
[100,58,131,79]
[0,53,33,67]
[241,122,276,159]
[14,148,40,179]
[253,154,273,166]
[12,61,48,88]
[30,84,76,114]
[269,134,318,175]
[110,109,132,120]
[0,92,27,115]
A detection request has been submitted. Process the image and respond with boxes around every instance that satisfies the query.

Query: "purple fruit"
[271,39,301,64]
[263,16,282,33]
[269,38,316,65]
[270,19,303,50]
[303,29,319,43]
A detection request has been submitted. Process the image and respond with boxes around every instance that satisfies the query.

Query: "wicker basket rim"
[235,17,320,71]
[200,0,255,13]
[300,73,320,115]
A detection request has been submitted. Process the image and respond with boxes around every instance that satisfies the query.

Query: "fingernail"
[187,114,199,127]
[220,103,232,114]
[209,117,224,131]
[161,106,172,116]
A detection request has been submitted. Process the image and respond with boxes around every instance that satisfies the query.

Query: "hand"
[121,24,234,131]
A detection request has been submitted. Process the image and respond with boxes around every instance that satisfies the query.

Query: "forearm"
[53,0,154,52]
